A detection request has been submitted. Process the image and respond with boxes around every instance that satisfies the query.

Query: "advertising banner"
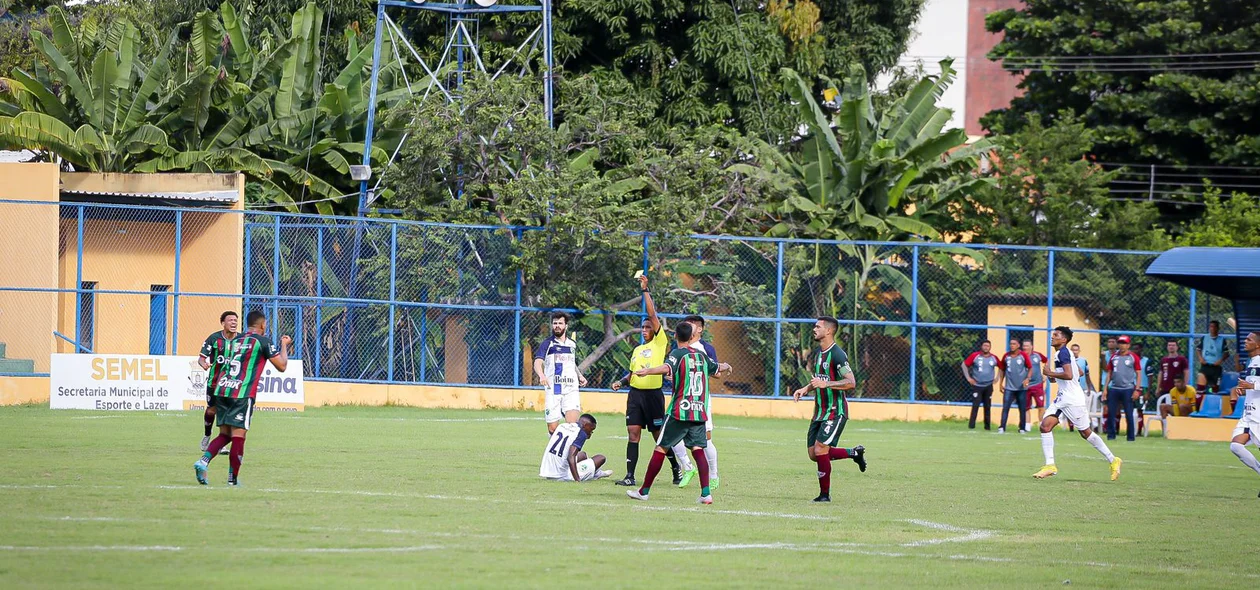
[49,354,304,411]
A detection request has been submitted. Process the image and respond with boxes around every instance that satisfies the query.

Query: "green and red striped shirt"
[664,347,718,422]
[212,332,280,399]
[198,331,234,391]
[810,344,853,422]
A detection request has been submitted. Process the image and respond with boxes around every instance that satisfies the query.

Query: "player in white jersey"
[1227,332,1260,496]
[1034,326,1123,481]
[540,414,613,481]
[533,312,587,434]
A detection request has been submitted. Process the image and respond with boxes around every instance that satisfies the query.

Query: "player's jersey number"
[548,434,570,458]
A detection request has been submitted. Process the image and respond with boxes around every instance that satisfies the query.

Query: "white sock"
[704,442,718,478]
[1086,433,1116,462]
[1231,443,1260,475]
[673,442,693,471]
[1041,432,1055,465]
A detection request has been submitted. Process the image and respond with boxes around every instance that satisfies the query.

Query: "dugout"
[1146,247,1260,360]
[0,163,244,373]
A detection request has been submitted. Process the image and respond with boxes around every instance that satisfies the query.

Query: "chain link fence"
[0,199,1228,403]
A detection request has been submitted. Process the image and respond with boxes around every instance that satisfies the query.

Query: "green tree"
[950,112,1173,251]
[984,0,1260,205]
[745,62,991,396]
[383,70,781,384]
[1177,186,1260,248]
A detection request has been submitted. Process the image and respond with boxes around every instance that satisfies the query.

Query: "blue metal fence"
[0,199,1232,404]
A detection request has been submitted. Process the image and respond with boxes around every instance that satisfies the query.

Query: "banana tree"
[0,7,269,176]
[748,61,993,325]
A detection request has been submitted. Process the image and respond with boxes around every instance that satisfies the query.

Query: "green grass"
[0,405,1256,588]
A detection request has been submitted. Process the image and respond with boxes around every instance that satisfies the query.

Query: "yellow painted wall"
[986,305,1101,406]
[2,375,1236,442]
[49,173,245,356]
[0,163,60,371]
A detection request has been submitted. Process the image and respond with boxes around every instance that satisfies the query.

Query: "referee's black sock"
[626,441,639,477]
[665,448,681,474]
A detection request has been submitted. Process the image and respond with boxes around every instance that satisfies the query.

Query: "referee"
[611,274,687,486]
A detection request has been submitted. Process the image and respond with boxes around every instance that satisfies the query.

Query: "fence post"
[388,222,398,382]
[172,210,182,355]
[910,245,919,402]
[1046,250,1055,351]
[1188,288,1197,375]
[243,221,252,312]
[513,228,523,387]
[774,241,784,397]
[315,227,323,378]
[272,215,281,340]
[74,205,85,352]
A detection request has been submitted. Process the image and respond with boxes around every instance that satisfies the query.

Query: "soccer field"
[0,405,1253,588]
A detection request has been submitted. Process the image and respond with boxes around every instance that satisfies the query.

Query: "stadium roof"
[1145,247,1260,300]
[60,188,239,204]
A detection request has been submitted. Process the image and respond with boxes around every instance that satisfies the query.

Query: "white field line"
[902,519,994,546]
[69,415,125,420]
[13,513,1255,578]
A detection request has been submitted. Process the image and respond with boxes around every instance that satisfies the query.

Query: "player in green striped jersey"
[793,317,866,503]
[197,311,238,453]
[194,311,290,486]
[626,321,731,504]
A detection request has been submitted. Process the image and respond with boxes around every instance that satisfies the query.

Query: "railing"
[0,199,1230,403]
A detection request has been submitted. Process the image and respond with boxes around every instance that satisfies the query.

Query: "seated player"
[1161,375,1196,418]
[539,414,613,482]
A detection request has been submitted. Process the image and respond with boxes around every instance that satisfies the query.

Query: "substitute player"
[197,311,238,452]
[533,312,587,434]
[1033,326,1122,481]
[610,274,693,487]
[1023,340,1048,431]
[1227,332,1260,496]
[540,414,614,482]
[194,311,290,486]
[792,317,867,503]
[626,321,730,504]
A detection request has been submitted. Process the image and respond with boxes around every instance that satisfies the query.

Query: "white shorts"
[546,458,597,482]
[1047,398,1090,430]
[545,390,581,423]
[1232,418,1260,444]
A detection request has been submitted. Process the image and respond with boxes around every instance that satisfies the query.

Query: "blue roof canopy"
[1145,247,1260,301]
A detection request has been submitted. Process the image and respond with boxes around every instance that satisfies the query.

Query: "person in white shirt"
[533,312,588,434]
[1228,332,1260,497]
[540,414,613,481]
[1033,327,1123,481]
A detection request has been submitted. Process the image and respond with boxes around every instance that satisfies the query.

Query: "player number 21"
[548,435,570,457]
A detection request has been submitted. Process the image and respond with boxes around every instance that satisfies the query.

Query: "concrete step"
[0,358,35,373]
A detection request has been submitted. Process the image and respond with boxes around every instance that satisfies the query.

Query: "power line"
[1098,162,1260,171]
[997,51,1260,61]
[1002,62,1260,73]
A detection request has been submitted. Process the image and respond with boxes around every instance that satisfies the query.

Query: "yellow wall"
[50,173,244,356]
[0,163,60,371]
[986,305,1101,405]
[2,375,1236,442]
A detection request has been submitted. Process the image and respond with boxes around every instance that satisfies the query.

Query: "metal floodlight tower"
[341,0,553,380]
[356,0,555,212]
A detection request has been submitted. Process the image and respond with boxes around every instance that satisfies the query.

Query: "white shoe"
[200,436,210,451]
[698,495,713,505]
[594,470,613,480]
[625,490,649,501]
[997,428,1005,434]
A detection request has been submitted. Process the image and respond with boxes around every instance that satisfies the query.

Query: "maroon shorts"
[1027,384,1046,408]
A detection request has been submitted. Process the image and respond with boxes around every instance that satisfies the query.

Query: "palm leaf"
[30,31,94,126]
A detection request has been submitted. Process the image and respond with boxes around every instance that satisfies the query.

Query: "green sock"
[701,485,711,496]
[640,486,650,496]
[200,452,212,462]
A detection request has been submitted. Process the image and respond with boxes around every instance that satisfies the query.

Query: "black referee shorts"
[626,386,666,429]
